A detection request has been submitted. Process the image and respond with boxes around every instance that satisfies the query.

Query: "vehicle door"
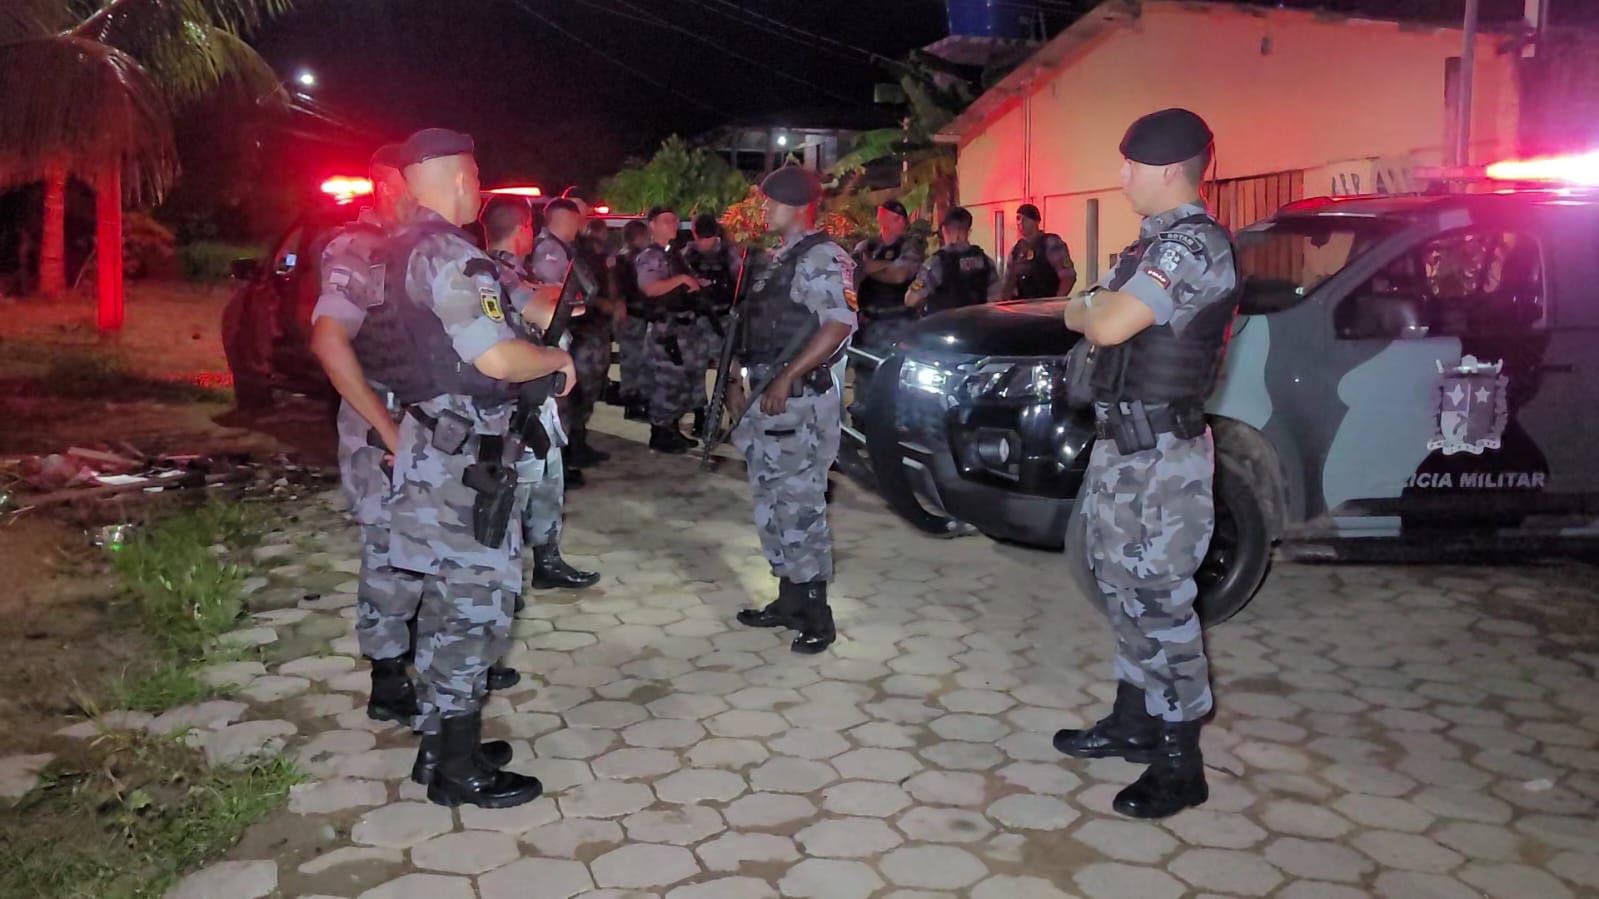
[1322,209,1552,532]
[1513,202,1599,530]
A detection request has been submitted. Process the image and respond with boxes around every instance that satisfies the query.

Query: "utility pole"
[1456,0,1481,167]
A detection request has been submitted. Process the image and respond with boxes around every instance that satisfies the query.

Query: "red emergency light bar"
[321,176,373,203]
[486,185,543,197]
[593,205,610,215]
[1414,151,1599,188]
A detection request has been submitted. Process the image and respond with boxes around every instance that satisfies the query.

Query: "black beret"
[760,165,822,207]
[692,213,720,238]
[1119,108,1214,166]
[370,143,408,171]
[545,198,581,217]
[398,128,475,168]
[1017,203,1041,222]
[941,206,973,229]
[879,200,909,220]
[645,205,676,223]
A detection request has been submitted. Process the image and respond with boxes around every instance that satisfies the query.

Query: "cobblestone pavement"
[37,409,1599,899]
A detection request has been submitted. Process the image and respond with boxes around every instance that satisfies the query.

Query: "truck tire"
[1195,452,1273,625]
[221,291,274,409]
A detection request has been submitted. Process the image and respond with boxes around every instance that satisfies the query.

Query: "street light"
[296,70,317,88]
[776,134,789,147]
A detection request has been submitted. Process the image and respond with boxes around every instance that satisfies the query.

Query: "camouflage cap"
[398,128,475,168]
[760,165,822,207]
[1119,108,1213,166]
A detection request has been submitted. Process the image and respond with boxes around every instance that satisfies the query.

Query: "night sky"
[248,0,977,192]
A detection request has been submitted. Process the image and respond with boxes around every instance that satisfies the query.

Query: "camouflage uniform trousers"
[387,413,521,731]
[731,386,842,583]
[514,400,565,550]
[618,317,650,400]
[1080,426,1216,723]
[336,401,422,660]
[646,314,698,429]
[557,318,612,438]
[685,314,727,412]
[847,314,909,420]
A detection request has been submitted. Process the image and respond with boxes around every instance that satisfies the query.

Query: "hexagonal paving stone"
[895,806,995,844]
[1072,818,1180,863]
[685,738,769,770]
[929,714,1012,743]
[591,844,701,890]
[919,741,1007,771]
[166,860,277,899]
[777,858,884,899]
[878,845,988,890]
[905,771,989,807]
[1349,829,1465,874]
[623,806,727,845]
[622,718,707,749]
[1259,800,1353,839]
[706,710,789,738]
[1169,847,1284,896]
[723,792,817,828]
[1459,862,1576,899]
[521,818,626,858]
[696,832,800,871]
[987,794,1078,831]
[478,857,595,899]
[536,727,619,760]
[1165,809,1269,849]
[458,798,561,834]
[410,830,520,874]
[654,768,748,804]
[1074,862,1187,899]
[748,757,837,793]
[831,748,924,782]
[567,701,650,729]
[1263,837,1374,883]
[970,875,1078,899]
[821,781,913,817]
[1332,794,1436,833]
[1373,870,1490,899]
[351,802,455,848]
[796,816,905,857]
[767,728,851,760]
[593,747,681,780]
[664,877,778,899]
[559,781,657,819]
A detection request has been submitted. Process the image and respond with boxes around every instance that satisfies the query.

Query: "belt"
[1093,404,1201,440]
[862,306,914,320]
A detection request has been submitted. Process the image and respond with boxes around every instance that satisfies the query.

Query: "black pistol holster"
[462,434,517,549]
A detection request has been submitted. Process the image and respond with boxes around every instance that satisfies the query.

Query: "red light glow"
[487,185,543,197]
[1484,152,1599,186]
[593,205,610,214]
[321,177,373,203]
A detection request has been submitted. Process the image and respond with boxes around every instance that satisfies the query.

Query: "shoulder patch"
[480,285,505,322]
[1157,229,1206,256]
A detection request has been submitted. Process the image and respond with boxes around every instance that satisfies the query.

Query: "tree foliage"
[599,136,749,218]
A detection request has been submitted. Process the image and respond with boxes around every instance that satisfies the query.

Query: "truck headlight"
[900,359,951,395]
[967,360,1061,404]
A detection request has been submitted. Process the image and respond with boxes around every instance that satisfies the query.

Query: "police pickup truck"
[841,158,1599,624]
[222,179,629,408]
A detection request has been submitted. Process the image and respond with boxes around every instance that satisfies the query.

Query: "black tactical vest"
[684,243,736,313]
[1088,213,1240,407]
[1012,234,1062,300]
[742,232,831,366]
[922,245,993,316]
[353,219,521,407]
[857,238,912,313]
[616,249,646,317]
[641,244,694,315]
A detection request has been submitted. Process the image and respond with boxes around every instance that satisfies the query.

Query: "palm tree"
[0,0,288,329]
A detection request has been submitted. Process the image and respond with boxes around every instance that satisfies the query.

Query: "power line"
[507,0,723,115]
[683,0,890,69]
[565,0,865,106]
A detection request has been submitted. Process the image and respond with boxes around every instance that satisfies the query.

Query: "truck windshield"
[1235,217,1401,313]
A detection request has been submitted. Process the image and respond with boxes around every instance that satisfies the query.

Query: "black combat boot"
[411,727,514,785]
[650,425,689,454]
[603,382,624,406]
[1113,720,1208,819]
[568,430,610,467]
[791,581,836,655]
[513,594,526,614]
[736,579,805,629]
[625,400,650,422]
[367,658,420,723]
[691,407,707,441]
[565,464,586,489]
[1053,681,1160,763]
[486,665,521,691]
[532,544,600,589]
[425,711,543,808]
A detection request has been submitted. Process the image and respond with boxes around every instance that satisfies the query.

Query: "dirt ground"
[0,280,336,755]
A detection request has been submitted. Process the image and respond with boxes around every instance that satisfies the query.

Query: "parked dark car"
[841,177,1599,624]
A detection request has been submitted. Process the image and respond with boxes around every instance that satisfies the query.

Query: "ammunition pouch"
[462,435,517,549]
[409,408,473,455]
[1095,401,1206,453]
[509,373,566,461]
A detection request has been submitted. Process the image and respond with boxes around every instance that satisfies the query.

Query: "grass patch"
[110,665,231,713]
[41,352,233,404]
[0,730,300,899]
[111,502,256,660]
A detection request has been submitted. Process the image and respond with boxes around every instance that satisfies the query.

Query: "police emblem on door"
[1426,355,1508,456]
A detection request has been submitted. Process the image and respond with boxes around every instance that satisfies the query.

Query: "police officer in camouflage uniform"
[381,129,576,809]
[1053,109,1238,820]
[308,143,427,724]
[521,198,603,590]
[849,199,923,419]
[906,207,1000,315]
[729,166,856,654]
[1001,203,1077,301]
[561,212,616,471]
[636,206,702,453]
[615,220,653,422]
[682,212,742,438]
